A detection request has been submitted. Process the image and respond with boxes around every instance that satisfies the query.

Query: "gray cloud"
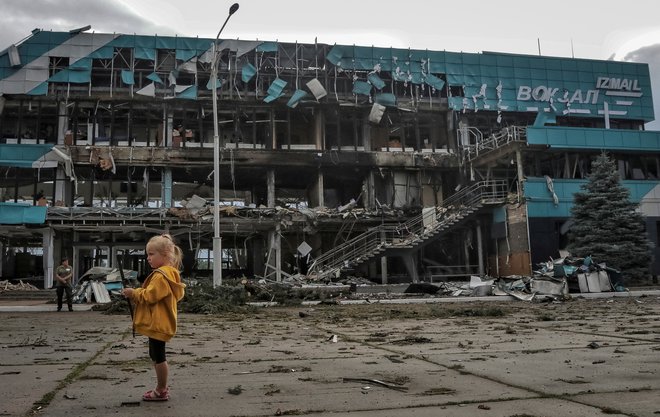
[623,44,660,130]
[0,0,176,50]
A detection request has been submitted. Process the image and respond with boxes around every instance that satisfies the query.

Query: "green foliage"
[179,281,251,314]
[567,152,652,281]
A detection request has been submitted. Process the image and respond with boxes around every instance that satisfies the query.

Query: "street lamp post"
[211,2,239,288]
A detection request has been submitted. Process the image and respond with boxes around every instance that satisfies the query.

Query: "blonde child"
[122,234,186,401]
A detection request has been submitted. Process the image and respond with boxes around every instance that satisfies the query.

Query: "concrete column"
[516,149,524,195]
[380,229,388,284]
[57,101,67,145]
[464,230,471,276]
[314,108,324,150]
[402,254,419,283]
[267,170,275,208]
[476,222,484,277]
[270,109,277,150]
[43,228,54,288]
[362,115,371,150]
[362,170,376,210]
[161,168,173,208]
[310,171,324,208]
[446,112,456,153]
[54,167,70,206]
[165,110,174,147]
[267,226,282,282]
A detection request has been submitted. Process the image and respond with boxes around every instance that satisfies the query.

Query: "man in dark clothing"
[55,257,73,311]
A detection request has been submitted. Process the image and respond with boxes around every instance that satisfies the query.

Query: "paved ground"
[1,292,660,417]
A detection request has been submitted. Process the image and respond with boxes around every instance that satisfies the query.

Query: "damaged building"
[0,29,658,287]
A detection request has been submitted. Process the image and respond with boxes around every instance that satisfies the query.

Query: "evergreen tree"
[567,152,652,282]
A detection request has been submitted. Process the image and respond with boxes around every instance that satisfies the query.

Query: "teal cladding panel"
[176,85,197,99]
[353,81,372,96]
[176,49,197,62]
[256,42,278,52]
[241,63,257,83]
[48,68,91,84]
[322,45,654,123]
[88,46,114,59]
[134,47,156,61]
[493,206,506,223]
[527,126,660,151]
[525,177,658,218]
[287,89,308,108]
[0,203,47,225]
[121,70,135,85]
[27,82,48,96]
[367,73,386,90]
[0,32,654,119]
[0,144,53,167]
[375,93,396,107]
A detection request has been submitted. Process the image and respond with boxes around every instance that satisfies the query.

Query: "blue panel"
[176,49,197,61]
[147,72,164,84]
[0,203,47,225]
[526,127,660,152]
[533,111,556,127]
[134,47,156,61]
[206,78,222,90]
[176,85,197,100]
[0,144,53,167]
[48,69,91,84]
[446,74,464,85]
[256,42,278,52]
[514,67,531,78]
[525,177,660,218]
[88,46,114,59]
[493,207,506,223]
[287,89,308,108]
[264,78,287,102]
[121,70,135,85]
[27,82,48,96]
[326,46,344,66]
[367,73,386,90]
[352,81,372,96]
[70,58,92,70]
[425,73,445,91]
[241,63,257,83]
[375,93,396,107]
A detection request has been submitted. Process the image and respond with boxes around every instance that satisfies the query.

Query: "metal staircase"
[307,180,509,280]
[462,126,527,161]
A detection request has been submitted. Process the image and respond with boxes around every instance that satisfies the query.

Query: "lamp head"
[229,3,239,15]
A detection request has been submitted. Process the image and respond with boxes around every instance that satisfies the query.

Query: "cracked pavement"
[1,295,660,417]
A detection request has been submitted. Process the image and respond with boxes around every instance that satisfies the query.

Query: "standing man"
[55,257,73,312]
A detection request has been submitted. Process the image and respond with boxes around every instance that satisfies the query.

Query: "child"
[122,234,186,401]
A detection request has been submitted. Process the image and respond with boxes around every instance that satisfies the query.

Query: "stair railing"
[307,180,508,279]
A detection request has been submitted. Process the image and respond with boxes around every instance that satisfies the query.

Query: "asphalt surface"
[1,291,660,417]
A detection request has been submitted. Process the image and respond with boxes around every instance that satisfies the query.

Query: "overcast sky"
[1,0,659,128]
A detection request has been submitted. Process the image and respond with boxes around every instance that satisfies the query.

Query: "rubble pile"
[534,255,623,293]
[0,280,40,293]
[166,194,413,226]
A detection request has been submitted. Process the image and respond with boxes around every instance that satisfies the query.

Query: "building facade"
[0,30,657,286]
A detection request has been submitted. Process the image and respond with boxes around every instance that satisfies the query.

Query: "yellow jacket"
[132,266,186,342]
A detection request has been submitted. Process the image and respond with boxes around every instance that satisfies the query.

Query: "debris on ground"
[0,280,40,293]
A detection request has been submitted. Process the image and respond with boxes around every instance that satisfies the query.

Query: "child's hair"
[147,234,183,270]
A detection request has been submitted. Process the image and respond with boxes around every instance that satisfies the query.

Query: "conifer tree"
[567,152,652,282]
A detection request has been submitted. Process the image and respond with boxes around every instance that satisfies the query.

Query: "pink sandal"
[143,387,169,401]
